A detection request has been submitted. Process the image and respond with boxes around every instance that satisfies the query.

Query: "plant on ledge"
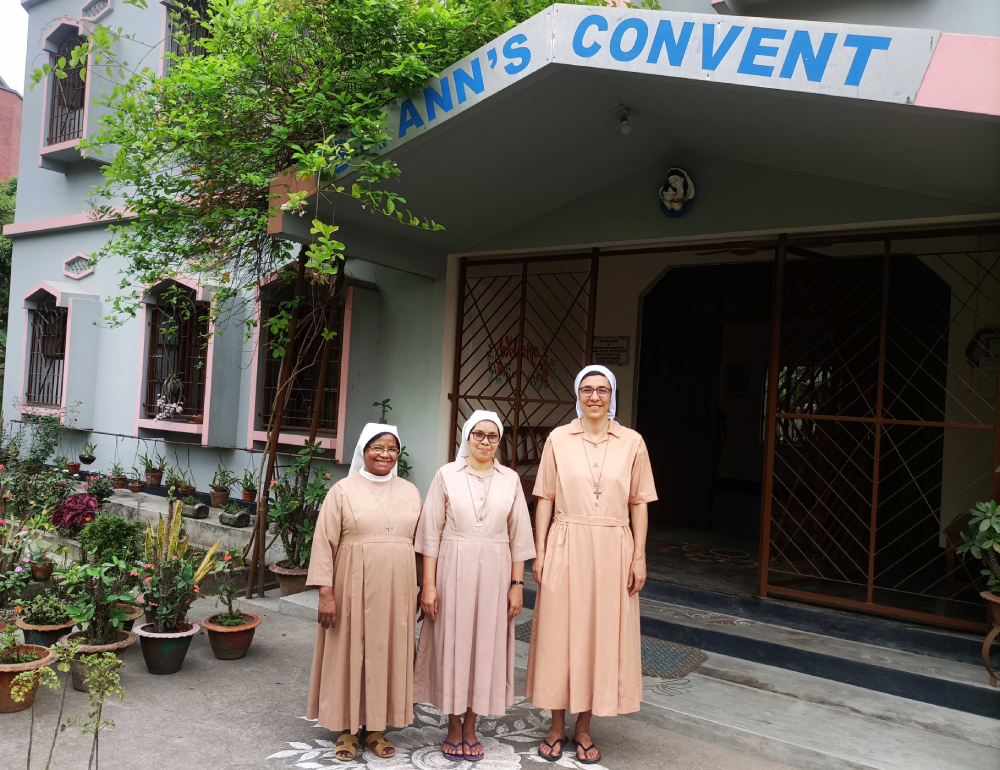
[50,493,99,534]
[957,496,1000,594]
[268,443,327,569]
[241,470,257,495]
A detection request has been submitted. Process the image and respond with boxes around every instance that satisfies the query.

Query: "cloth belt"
[339,534,413,544]
[553,512,629,527]
[441,532,510,543]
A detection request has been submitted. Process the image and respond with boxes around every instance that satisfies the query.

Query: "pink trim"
[19,308,31,415]
[37,19,93,167]
[200,299,217,445]
[62,253,94,280]
[18,294,76,422]
[267,168,319,235]
[334,287,353,463]
[60,299,75,411]
[915,34,1000,117]
[3,207,130,237]
[39,139,82,156]
[137,418,204,435]
[248,430,336,451]
[143,276,210,303]
[80,0,112,23]
[22,281,64,308]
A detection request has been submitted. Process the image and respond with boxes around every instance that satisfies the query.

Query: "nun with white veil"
[413,410,536,762]
[525,365,657,765]
[306,423,422,762]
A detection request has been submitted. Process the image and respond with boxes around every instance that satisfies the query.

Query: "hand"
[628,557,646,597]
[507,584,524,621]
[420,584,439,621]
[532,552,544,585]
[318,589,337,628]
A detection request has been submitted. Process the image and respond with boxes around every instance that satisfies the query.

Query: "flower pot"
[145,470,164,488]
[58,631,137,692]
[209,489,230,507]
[0,645,57,712]
[201,613,262,660]
[78,454,96,466]
[177,485,195,498]
[30,561,54,582]
[241,489,257,503]
[15,616,75,648]
[134,622,199,675]
[65,462,80,475]
[128,480,145,494]
[269,561,310,597]
[112,476,127,490]
[982,591,1000,627]
[116,603,144,633]
[187,415,204,425]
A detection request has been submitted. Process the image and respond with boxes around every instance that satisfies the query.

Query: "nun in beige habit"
[414,410,536,762]
[306,423,422,762]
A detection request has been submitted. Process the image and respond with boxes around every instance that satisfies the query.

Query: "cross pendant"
[594,484,601,499]
[385,522,392,533]
[474,520,483,533]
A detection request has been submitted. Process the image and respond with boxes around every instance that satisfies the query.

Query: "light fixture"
[620,118,632,135]
[611,104,632,136]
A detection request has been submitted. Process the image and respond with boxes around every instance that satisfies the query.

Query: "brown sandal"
[364,731,396,758]
[334,733,359,761]
[573,736,601,765]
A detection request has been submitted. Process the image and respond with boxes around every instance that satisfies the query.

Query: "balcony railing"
[46,35,87,146]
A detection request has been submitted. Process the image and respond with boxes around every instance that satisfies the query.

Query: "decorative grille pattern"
[47,35,86,145]
[143,290,208,419]
[25,299,67,407]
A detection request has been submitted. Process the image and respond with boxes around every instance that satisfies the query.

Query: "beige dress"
[413,458,536,716]
[306,473,422,733]
[525,419,657,716]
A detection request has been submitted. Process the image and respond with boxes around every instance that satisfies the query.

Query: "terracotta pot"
[128,480,145,494]
[65,462,81,475]
[116,603,144,633]
[187,415,204,425]
[78,454,95,466]
[177,485,196,498]
[269,561,310,597]
[0,645,57,712]
[241,489,257,503]
[15,616,75,648]
[201,613,262,660]
[134,622,199,675]
[112,476,127,490]
[30,561,54,582]
[58,630,137,692]
[210,489,230,508]
[145,470,164,488]
[982,591,1000,627]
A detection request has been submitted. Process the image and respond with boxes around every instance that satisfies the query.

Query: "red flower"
[193,585,200,593]
[269,479,276,488]
[145,564,153,569]
[129,571,138,577]
[144,576,152,584]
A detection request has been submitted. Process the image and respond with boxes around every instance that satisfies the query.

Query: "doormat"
[514,620,707,680]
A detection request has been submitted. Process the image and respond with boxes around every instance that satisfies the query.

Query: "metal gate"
[450,255,599,487]
[760,231,1000,631]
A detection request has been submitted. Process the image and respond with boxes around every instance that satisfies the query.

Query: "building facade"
[4,1,1000,629]
[0,75,22,182]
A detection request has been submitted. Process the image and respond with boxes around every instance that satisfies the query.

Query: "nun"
[525,365,657,765]
[413,410,536,762]
[305,423,422,761]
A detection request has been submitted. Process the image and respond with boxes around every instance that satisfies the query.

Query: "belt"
[339,534,413,544]
[553,512,629,527]
[441,532,509,543]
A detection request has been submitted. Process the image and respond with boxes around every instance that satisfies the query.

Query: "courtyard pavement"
[0,596,794,770]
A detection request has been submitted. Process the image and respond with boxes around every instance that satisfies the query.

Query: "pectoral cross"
[474,520,483,533]
[594,484,602,499]
[385,522,392,533]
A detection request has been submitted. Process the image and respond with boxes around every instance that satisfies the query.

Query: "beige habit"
[306,472,422,733]
[413,457,536,716]
[525,418,657,716]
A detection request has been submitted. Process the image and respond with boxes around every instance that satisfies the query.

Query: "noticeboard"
[592,336,629,367]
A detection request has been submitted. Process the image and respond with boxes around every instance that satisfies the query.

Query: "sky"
[0,0,29,95]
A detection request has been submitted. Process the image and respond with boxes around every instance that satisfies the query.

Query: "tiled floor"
[645,526,759,597]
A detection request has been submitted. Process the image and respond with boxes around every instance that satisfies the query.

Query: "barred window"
[25,297,68,407]
[144,287,208,419]
[47,34,87,145]
[163,0,210,71]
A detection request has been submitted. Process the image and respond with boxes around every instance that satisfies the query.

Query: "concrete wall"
[0,85,22,182]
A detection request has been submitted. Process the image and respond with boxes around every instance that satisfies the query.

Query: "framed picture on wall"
[724,363,748,397]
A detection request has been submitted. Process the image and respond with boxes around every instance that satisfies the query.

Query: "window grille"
[47,34,87,145]
[143,289,208,419]
[163,0,210,72]
[25,298,68,407]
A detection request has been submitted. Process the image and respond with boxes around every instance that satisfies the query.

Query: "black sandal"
[574,737,601,765]
[538,735,567,762]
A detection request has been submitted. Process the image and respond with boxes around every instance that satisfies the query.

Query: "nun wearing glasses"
[306,423,423,762]
[526,365,657,765]
[414,410,536,762]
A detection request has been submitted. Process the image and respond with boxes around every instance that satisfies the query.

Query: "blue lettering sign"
[573,15,608,58]
[424,78,453,122]
[398,100,424,138]
[647,20,693,66]
[738,27,786,77]
[454,58,485,104]
[843,34,891,86]
[503,34,531,74]
[610,19,648,62]
[702,23,744,71]
[779,31,836,82]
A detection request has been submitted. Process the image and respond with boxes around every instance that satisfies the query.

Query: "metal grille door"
[451,256,598,485]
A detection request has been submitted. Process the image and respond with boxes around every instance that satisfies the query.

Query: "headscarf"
[574,365,617,421]
[349,422,400,480]
[458,410,504,458]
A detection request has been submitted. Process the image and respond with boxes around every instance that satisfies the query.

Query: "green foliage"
[138,451,167,472]
[62,557,135,645]
[241,469,257,493]
[957,497,1000,594]
[211,547,246,622]
[77,515,144,564]
[269,442,329,567]
[181,495,200,506]
[373,398,392,424]
[0,624,39,664]
[396,445,412,479]
[82,474,115,506]
[0,176,15,333]
[210,462,238,492]
[19,591,72,626]
[24,415,65,469]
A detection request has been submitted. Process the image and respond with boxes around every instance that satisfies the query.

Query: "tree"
[0,175,15,332]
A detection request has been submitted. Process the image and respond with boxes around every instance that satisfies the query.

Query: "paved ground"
[1,596,794,770]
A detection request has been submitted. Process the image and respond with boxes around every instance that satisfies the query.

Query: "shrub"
[77,515,143,564]
[19,592,71,626]
[50,493,99,533]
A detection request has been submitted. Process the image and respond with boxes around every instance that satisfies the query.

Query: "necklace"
[464,465,494,533]
[581,430,610,501]
[364,477,394,533]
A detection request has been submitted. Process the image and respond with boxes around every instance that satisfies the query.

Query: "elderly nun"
[414,410,536,762]
[525,365,657,765]
[305,423,422,762]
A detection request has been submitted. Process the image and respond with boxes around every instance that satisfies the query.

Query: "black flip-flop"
[538,735,568,762]
[573,737,601,765]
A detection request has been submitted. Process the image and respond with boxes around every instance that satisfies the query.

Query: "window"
[259,285,345,435]
[25,297,68,406]
[47,34,87,145]
[164,0,210,72]
[143,287,208,420]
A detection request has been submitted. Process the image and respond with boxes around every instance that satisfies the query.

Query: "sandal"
[363,731,395,759]
[538,735,568,762]
[463,741,485,763]
[442,740,464,762]
[333,733,359,762]
[573,736,601,765]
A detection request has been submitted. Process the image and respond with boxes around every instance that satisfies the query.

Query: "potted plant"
[219,502,250,528]
[168,468,195,498]
[110,462,127,489]
[201,549,261,659]
[268,443,326,596]
[128,467,145,494]
[0,624,56,713]
[15,592,76,647]
[65,456,81,475]
[53,455,73,477]
[134,504,219,674]
[210,463,237,508]
[139,452,167,488]
[25,535,55,582]
[957,496,1000,623]
[49,493,99,534]
[0,520,31,613]
[241,470,257,502]
[79,441,97,466]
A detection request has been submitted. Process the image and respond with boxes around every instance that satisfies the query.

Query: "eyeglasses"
[579,386,612,398]
[367,446,400,457]
[470,430,501,445]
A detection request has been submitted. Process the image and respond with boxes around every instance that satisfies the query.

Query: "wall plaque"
[592,336,629,366]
